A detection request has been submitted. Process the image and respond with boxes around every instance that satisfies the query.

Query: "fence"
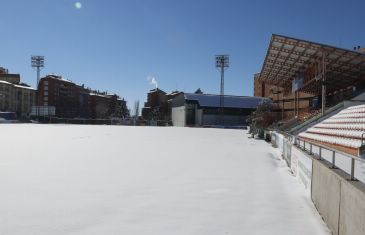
[296,138,365,183]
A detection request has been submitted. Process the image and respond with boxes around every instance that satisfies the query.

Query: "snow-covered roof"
[184,93,268,109]
[167,91,181,96]
[0,80,35,90]
[44,74,74,84]
[0,80,12,85]
[14,84,36,90]
[90,93,109,98]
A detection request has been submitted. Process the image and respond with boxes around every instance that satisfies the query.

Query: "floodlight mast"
[215,55,229,126]
[31,56,45,118]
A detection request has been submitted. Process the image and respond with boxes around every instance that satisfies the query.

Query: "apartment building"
[37,74,128,119]
[0,68,36,118]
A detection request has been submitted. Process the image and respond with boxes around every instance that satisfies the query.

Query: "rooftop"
[14,84,36,90]
[0,80,36,90]
[44,74,74,84]
[184,93,268,109]
[89,93,110,98]
[149,88,166,94]
[0,80,12,85]
[0,73,20,78]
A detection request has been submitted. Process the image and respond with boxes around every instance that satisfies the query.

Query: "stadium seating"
[298,104,365,155]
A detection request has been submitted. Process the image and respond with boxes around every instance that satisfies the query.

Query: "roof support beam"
[271,40,301,86]
[259,34,365,95]
[265,39,287,79]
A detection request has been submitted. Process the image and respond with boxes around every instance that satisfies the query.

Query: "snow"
[0,125,330,235]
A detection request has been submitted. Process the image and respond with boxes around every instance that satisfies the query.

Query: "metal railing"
[296,138,365,181]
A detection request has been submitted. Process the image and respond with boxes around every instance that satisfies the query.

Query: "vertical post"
[277,91,280,120]
[318,146,322,160]
[220,64,224,126]
[294,91,296,117]
[351,158,355,180]
[331,151,336,168]
[322,51,327,115]
[310,143,312,155]
[297,91,300,116]
[282,98,284,120]
[37,67,40,118]
[294,91,297,116]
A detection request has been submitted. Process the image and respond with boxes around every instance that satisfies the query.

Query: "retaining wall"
[311,157,365,235]
[291,146,312,197]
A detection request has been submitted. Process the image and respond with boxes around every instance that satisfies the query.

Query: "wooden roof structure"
[259,34,365,94]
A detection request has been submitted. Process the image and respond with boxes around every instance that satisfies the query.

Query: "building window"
[44,91,48,96]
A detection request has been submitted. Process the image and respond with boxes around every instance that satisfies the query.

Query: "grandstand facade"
[254,72,314,120]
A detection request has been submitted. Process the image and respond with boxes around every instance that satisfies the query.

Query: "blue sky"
[1,0,365,110]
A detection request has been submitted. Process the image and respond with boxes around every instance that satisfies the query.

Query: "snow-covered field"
[0,125,329,235]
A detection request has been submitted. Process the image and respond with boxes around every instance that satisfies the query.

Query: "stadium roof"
[184,93,267,109]
[259,34,365,94]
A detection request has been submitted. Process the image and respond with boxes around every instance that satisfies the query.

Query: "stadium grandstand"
[256,34,365,155]
[298,104,365,156]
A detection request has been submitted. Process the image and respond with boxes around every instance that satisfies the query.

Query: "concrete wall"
[311,159,365,235]
[340,180,365,235]
[172,106,185,127]
[312,160,342,235]
[195,109,203,126]
[291,146,312,197]
[202,114,246,126]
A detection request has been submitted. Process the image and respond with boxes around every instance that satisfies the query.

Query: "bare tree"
[134,100,140,118]
[249,100,275,137]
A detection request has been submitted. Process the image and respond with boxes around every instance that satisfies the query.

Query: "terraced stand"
[298,104,365,157]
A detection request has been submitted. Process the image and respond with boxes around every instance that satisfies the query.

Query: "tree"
[249,100,275,137]
[133,100,140,118]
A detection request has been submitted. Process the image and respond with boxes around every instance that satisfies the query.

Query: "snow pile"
[0,125,329,234]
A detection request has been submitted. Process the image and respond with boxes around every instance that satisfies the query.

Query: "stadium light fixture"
[215,55,229,126]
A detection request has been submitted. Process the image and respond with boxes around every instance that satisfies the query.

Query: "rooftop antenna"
[215,54,229,126]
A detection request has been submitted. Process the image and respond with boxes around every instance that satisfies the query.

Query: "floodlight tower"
[31,56,44,88]
[215,55,229,125]
[31,56,45,117]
